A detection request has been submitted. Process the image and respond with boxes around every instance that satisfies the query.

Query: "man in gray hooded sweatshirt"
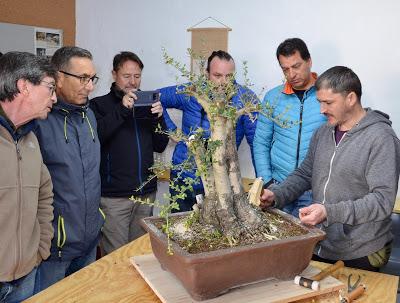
[260,66,400,271]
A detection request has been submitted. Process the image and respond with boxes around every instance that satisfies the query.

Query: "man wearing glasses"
[0,52,56,302]
[33,47,104,293]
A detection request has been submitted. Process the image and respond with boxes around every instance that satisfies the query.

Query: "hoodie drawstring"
[61,109,70,143]
[82,112,96,142]
[61,109,95,143]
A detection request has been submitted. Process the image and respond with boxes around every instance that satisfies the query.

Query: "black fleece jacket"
[90,83,169,197]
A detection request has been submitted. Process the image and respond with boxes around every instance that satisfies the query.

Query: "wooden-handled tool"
[294,260,344,290]
[341,284,366,303]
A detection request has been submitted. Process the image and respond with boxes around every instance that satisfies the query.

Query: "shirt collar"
[282,72,318,94]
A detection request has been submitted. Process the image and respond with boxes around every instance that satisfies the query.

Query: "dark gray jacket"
[270,109,400,260]
[34,99,104,260]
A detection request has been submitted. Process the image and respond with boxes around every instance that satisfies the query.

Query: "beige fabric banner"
[187,27,231,74]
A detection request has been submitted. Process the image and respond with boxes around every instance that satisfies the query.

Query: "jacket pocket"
[324,223,351,250]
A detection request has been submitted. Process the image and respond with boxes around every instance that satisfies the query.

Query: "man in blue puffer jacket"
[253,38,326,218]
[34,47,104,292]
[160,50,258,212]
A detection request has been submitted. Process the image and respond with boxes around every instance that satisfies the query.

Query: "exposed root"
[233,193,264,227]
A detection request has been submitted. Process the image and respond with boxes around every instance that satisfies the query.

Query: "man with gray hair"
[260,66,400,271]
[34,46,104,292]
[0,52,56,302]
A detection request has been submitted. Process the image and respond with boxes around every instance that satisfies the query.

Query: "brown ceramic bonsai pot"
[141,209,326,301]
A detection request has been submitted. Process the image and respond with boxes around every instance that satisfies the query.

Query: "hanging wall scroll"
[187,17,231,74]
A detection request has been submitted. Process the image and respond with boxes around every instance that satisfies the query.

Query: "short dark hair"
[0,51,56,101]
[206,50,234,73]
[0,52,3,57]
[113,51,144,72]
[315,66,362,101]
[51,46,92,71]
[276,38,310,61]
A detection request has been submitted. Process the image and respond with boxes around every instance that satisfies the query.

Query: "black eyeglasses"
[59,70,99,85]
[40,80,56,96]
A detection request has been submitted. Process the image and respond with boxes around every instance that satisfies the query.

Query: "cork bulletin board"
[0,0,75,46]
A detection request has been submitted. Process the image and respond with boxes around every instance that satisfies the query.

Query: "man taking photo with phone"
[90,51,169,255]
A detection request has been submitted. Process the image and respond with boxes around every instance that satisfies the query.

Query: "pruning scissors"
[340,274,366,303]
[347,274,361,292]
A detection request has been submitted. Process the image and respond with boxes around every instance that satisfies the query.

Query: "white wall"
[76,0,400,181]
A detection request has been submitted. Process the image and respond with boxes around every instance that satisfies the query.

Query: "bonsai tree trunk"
[186,99,265,238]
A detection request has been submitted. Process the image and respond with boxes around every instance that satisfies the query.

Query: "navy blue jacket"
[90,84,169,197]
[34,99,104,261]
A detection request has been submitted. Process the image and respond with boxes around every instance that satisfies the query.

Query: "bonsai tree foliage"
[135,49,302,253]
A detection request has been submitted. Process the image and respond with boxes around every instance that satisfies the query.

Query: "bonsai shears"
[340,274,366,303]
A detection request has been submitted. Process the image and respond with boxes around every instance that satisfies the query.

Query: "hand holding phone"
[122,90,137,109]
[150,100,163,118]
[134,90,159,107]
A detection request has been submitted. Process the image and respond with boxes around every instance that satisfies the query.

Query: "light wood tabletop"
[25,234,398,303]
[26,235,158,303]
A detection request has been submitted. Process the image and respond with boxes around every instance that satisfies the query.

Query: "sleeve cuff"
[323,203,340,227]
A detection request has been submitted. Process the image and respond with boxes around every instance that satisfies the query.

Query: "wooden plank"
[131,254,344,303]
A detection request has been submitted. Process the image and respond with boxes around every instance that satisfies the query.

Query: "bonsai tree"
[137,49,302,252]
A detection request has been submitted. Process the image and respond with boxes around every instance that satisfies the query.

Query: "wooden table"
[26,234,398,303]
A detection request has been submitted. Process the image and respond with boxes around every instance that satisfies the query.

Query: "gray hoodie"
[270,109,400,260]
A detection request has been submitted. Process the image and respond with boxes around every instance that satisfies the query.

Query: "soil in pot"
[156,210,309,254]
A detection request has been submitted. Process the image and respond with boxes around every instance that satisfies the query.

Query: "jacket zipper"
[106,153,111,183]
[14,140,22,280]
[317,130,346,256]
[295,100,305,168]
[322,131,346,204]
[134,119,143,193]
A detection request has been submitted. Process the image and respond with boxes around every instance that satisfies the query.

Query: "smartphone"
[134,90,159,107]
